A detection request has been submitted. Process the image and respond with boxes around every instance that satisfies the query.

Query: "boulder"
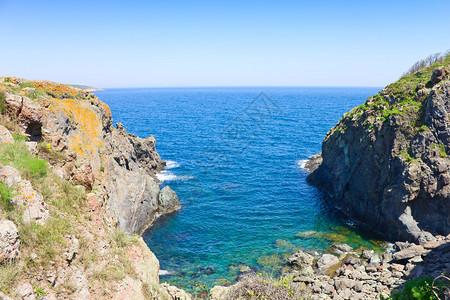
[15,283,34,300]
[209,286,231,300]
[330,243,353,253]
[317,254,340,274]
[0,125,14,145]
[0,166,21,187]
[158,186,181,214]
[288,250,314,277]
[160,283,192,300]
[393,244,430,261]
[0,220,20,263]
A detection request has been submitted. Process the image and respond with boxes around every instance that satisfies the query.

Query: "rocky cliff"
[307,56,450,243]
[0,77,188,299]
[0,77,180,235]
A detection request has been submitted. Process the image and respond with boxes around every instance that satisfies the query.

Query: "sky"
[0,0,449,88]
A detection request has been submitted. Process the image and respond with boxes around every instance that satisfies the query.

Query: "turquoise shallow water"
[95,87,382,292]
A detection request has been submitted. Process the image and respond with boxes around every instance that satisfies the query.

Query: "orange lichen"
[31,80,78,98]
[46,97,104,158]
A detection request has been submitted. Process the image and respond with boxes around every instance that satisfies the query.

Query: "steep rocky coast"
[0,77,190,299]
[307,60,450,244]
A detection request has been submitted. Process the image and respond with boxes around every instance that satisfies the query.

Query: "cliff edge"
[0,76,180,235]
[0,77,188,299]
[307,54,450,243]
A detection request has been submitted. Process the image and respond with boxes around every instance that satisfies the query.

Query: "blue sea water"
[95,87,382,292]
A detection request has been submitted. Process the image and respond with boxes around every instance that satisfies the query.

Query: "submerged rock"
[274,239,295,251]
[256,254,284,268]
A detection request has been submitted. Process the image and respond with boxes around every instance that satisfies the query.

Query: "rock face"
[1,79,179,234]
[308,62,450,243]
[0,219,20,263]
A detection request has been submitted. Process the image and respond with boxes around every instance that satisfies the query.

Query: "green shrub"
[0,91,6,114]
[388,276,449,300]
[0,182,14,212]
[438,144,447,158]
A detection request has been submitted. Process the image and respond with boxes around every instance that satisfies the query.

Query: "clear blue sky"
[0,0,449,88]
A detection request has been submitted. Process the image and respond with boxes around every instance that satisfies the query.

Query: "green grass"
[0,141,47,180]
[25,88,47,100]
[12,135,28,142]
[19,82,35,89]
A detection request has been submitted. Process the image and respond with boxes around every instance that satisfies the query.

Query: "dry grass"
[226,273,310,300]
[0,261,20,294]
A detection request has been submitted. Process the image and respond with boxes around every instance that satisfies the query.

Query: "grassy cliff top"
[327,52,450,139]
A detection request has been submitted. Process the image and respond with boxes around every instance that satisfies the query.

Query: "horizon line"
[94,85,384,90]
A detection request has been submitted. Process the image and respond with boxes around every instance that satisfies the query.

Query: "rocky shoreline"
[210,233,450,299]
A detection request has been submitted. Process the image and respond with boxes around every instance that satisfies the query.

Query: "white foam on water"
[165,160,180,169]
[296,159,309,169]
[156,170,178,182]
[156,160,194,183]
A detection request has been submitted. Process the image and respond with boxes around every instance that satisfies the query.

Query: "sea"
[95,86,382,293]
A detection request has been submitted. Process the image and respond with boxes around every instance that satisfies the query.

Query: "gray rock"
[288,250,315,277]
[0,166,21,187]
[0,125,14,145]
[330,243,353,253]
[317,254,340,274]
[342,255,360,265]
[0,220,20,263]
[105,159,180,235]
[15,283,34,300]
[65,236,79,263]
[334,278,355,291]
[393,245,430,261]
[361,249,375,260]
[25,141,37,155]
[322,283,336,295]
[158,186,181,214]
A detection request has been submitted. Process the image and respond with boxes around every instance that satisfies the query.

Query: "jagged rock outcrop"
[0,219,20,263]
[307,61,450,243]
[0,78,178,234]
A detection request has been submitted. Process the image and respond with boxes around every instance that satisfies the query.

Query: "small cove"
[95,86,383,292]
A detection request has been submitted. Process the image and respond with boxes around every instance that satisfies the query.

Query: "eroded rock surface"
[0,219,20,263]
[1,80,180,234]
[308,66,450,243]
